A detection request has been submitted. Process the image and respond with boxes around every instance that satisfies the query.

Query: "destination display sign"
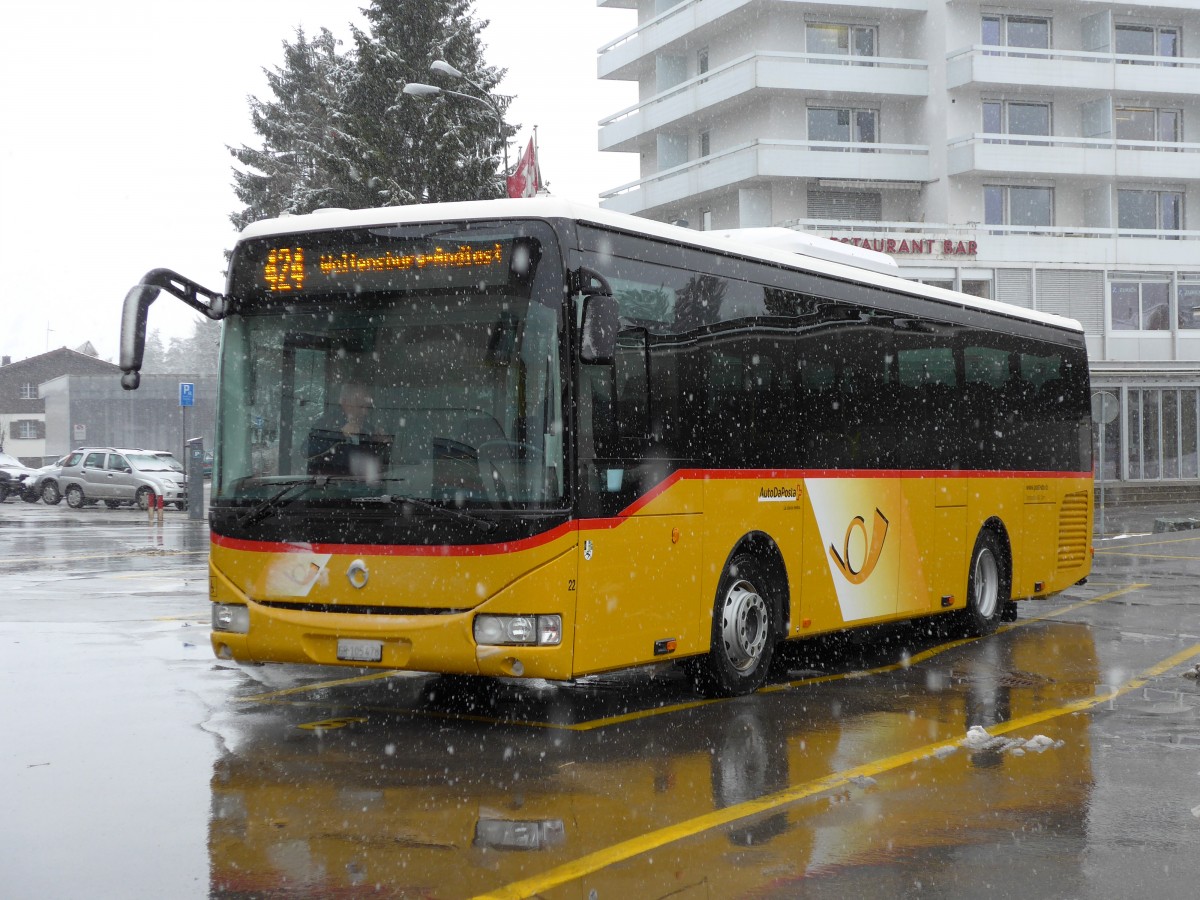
[231,232,518,299]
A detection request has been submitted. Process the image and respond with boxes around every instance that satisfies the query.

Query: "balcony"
[599,52,927,152]
[1074,0,1200,8]
[599,0,928,81]
[947,135,1200,181]
[786,219,1200,267]
[947,46,1200,98]
[599,139,930,216]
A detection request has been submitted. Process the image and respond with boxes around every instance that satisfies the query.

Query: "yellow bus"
[119,198,1093,696]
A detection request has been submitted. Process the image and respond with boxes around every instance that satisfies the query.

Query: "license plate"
[337,639,383,662]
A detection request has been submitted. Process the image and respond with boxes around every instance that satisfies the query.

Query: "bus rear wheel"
[694,554,777,697]
[961,530,1008,637]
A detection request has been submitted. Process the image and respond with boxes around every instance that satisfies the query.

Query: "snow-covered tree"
[348,0,514,205]
[141,329,169,374]
[229,27,359,229]
[230,1,513,226]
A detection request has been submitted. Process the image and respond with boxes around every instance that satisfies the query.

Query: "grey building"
[0,348,121,465]
[41,374,216,463]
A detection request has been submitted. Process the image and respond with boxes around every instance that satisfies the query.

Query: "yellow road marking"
[470,639,1200,900]
[1016,583,1148,622]
[297,716,367,731]
[237,669,405,702]
[1096,532,1200,558]
[1095,552,1200,560]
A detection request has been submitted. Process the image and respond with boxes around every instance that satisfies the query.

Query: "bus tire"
[695,554,778,697]
[962,530,1008,637]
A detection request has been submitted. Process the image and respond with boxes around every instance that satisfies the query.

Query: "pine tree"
[347,0,514,205]
[229,28,358,229]
[230,1,512,227]
[141,329,169,374]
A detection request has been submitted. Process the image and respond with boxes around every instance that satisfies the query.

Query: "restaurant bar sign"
[832,237,978,257]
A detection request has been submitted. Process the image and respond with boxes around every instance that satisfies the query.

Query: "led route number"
[263,247,305,293]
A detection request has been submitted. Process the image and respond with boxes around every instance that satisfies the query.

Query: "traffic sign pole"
[1091,391,1119,540]
[180,383,195,478]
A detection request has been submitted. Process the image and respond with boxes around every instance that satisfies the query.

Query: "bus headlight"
[474,614,561,646]
[212,603,250,634]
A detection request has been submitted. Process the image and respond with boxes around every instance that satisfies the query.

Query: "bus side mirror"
[580,294,618,365]
[119,283,161,391]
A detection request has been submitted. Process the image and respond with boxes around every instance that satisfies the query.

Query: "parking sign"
[180,382,195,407]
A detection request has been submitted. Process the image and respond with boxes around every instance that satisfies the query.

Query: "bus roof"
[237,198,1084,335]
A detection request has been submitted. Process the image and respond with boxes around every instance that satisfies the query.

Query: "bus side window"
[614,329,650,445]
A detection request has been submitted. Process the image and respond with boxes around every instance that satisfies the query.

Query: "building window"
[807,190,882,221]
[983,100,1051,142]
[961,280,992,300]
[1118,189,1183,232]
[1178,280,1200,329]
[1115,24,1179,60]
[1111,279,1170,330]
[808,107,877,148]
[806,23,877,60]
[984,185,1053,228]
[19,382,36,399]
[697,46,709,75]
[15,420,38,439]
[700,208,712,231]
[699,130,710,157]
[1115,106,1181,143]
[982,15,1051,51]
[1126,387,1198,481]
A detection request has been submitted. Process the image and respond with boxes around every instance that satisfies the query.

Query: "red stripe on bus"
[211,467,1089,556]
[210,521,580,557]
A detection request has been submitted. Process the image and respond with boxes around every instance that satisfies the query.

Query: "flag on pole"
[506,138,542,198]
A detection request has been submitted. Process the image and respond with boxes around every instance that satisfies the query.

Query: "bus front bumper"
[209,598,574,681]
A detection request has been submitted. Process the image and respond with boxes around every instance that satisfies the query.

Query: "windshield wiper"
[235,477,328,528]
[351,492,497,532]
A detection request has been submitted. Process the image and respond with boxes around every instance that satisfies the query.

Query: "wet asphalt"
[2,494,1200,899]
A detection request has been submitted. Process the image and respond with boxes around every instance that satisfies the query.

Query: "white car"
[0,451,38,503]
[56,448,188,510]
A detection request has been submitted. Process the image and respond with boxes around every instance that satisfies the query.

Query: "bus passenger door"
[574,509,702,675]
[572,326,703,673]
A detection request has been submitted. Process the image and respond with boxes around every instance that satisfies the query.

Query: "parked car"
[0,452,38,502]
[56,448,188,510]
[27,452,78,505]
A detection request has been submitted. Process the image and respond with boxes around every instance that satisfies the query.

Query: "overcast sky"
[0,1,637,365]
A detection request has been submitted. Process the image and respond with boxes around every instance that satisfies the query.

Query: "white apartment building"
[597,0,1200,487]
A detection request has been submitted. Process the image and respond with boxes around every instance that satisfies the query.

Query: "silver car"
[57,448,188,510]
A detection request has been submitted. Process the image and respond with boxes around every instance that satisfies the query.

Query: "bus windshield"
[214,235,564,510]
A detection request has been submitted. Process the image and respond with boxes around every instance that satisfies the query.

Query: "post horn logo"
[829,508,889,585]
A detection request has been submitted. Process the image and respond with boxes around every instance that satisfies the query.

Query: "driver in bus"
[306,381,392,477]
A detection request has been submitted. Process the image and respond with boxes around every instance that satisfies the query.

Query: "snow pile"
[960,725,1064,756]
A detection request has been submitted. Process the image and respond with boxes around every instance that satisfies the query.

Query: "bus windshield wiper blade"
[352,493,497,532]
[236,477,327,528]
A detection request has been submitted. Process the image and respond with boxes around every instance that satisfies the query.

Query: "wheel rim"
[719,579,769,673]
[43,483,58,503]
[67,487,83,508]
[973,548,1000,619]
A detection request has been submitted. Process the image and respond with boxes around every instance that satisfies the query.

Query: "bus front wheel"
[694,554,777,697]
[962,530,1008,637]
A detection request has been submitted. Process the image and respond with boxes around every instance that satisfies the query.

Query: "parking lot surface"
[3,497,1200,898]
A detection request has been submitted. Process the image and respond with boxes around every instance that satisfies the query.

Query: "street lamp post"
[402,60,508,178]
